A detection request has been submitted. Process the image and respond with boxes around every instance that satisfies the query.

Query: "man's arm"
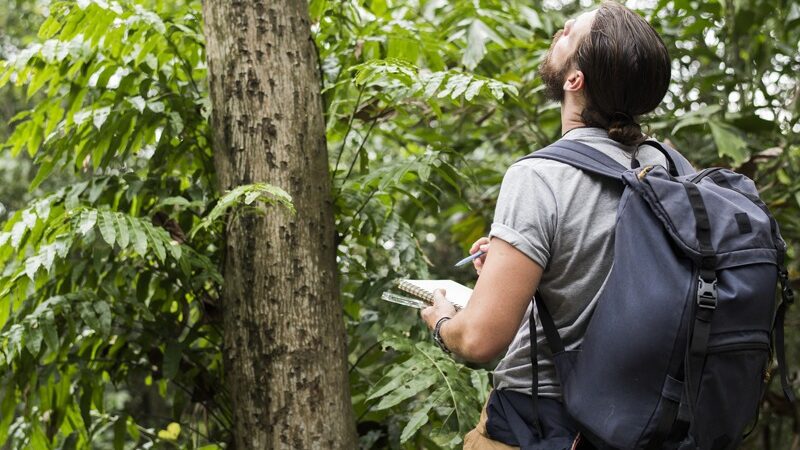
[421,236,543,363]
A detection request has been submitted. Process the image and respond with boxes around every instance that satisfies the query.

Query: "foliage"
[0,0,233,447]
[0,0,55,219]
[0,0,798,449]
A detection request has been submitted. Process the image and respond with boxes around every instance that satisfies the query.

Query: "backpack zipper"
[689,167,723,183]
[706,341,769,354]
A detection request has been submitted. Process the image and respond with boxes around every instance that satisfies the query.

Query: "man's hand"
[469,237,490,276]
[421,288,458,331]
[420,238,543,363]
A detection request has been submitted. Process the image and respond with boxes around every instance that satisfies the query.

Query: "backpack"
[520,139,795,449]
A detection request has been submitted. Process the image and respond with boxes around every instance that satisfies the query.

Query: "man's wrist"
[433,316,452,354]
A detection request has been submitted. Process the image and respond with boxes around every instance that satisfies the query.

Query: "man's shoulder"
[505,143,596,183]
[508,145,585,173]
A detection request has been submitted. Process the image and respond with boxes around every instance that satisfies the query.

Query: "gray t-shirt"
[489,127,667,399]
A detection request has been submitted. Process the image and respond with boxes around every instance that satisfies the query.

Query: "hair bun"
[608,120,644,146]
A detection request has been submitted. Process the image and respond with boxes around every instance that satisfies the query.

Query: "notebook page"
[402,280,473,308]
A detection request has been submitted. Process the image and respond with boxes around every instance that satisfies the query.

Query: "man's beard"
[538,30,571,102]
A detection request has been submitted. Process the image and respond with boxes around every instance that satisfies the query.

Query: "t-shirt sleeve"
[488,162,557,269]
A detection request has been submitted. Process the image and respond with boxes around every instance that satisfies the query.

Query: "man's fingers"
[420,305,432,322]
[473,251,487,275]
[469,236,490,254]
[422,289,449,329]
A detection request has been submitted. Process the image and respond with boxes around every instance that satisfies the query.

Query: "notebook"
[393,279,474,308]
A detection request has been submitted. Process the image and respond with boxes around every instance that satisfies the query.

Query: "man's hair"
[575,1,671,146]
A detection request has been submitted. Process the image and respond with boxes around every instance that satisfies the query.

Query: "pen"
[453,250,486,267]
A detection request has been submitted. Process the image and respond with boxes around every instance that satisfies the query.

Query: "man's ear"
[563,69,585,92]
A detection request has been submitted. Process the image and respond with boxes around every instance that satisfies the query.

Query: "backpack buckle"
[697,278,718,310]
[637,165,654,180]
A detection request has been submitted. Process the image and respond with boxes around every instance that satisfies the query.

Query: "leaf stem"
[415,344,462,427]
[333,86,365,176]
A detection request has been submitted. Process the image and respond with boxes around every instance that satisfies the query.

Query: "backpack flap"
[622,164,781,337]
[622,165,781,269]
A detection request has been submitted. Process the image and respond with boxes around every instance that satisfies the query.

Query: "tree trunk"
[202,1,357,448]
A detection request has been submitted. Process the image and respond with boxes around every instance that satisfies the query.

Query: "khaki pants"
[463,398,518,450]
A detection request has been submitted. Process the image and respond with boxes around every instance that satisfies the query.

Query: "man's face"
[539,9,597,102]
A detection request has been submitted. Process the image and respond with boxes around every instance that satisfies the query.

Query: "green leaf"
[79,302,102,333]
[92,106,111,130]
[113,415,127,450]
[470,370,490,406]
[30,157,56,191]
[39,16,63,39]
[368,360,417,401]
[77,210,98,236]
[709,120,749,166]
[190,183,294,238]
[98,211,117,247]
[464,79,485,101]
[163,342,182,380]
[25,253,43,280]
[129,216,148,255]
[387,36,420,64]
[520,6,543,29]
[375,369,438,410]
[28,67,53,99]
[463,20,502,71]
[243,190,261,205]
[41,310,59,353]
[156,196,192,208]
[24,321,43,356]
[670,105,722,135]
[400,392,439,443]
[449,74,472,100]
[423,72,446,99]
[93,300,112,336]
[488,81,506,100]
[168,240,182,260]
[79,386,92,432]
[29,422,52,450]
[145,224,166,262]
[10,220,27,248]
[5,324,24,362]
[127,95,146,113]
[308,0,328,21]
[370,0,387,16]
[157,422,181,441]
[114,213,130,249]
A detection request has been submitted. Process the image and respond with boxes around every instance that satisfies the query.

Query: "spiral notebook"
[383,279,473,309]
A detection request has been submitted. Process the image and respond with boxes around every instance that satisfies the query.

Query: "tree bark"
[202,1,357,448]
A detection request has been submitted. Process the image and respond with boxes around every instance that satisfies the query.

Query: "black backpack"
[522,140,795,449]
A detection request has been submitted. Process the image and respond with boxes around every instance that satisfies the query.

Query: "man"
[420,2,674,448]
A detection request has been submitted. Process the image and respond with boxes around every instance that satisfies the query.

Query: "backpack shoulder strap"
[641,139,695,176]
[518,139,627,181]
[521,139,695,179]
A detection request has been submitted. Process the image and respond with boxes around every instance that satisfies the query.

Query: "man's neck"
[561,117,586,135]
[560,93,588,135]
